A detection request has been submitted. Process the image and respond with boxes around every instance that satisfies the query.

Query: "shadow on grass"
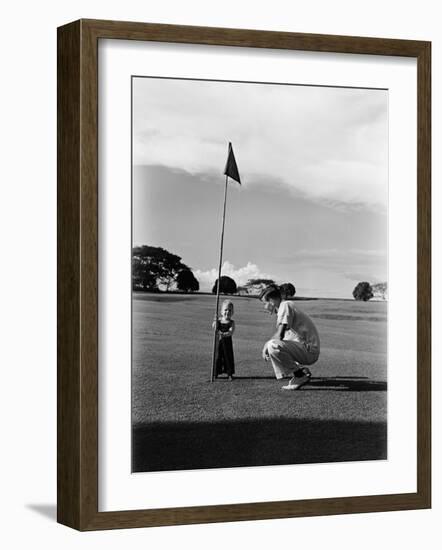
[306,377,387,392]
[225,375,276,380]
[132,417,387,473]
[215,376,387,391]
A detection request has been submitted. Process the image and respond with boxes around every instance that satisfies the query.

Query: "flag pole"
[211,174,229,382]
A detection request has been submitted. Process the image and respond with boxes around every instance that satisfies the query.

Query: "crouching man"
[259,285,320,390]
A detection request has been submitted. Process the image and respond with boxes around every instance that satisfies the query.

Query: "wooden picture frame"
[57,19,431,530]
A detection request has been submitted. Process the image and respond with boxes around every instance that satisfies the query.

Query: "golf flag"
[211,142,241,382]
[223,142,241,184]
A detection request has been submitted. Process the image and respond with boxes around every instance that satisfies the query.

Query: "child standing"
[213,300,236,380]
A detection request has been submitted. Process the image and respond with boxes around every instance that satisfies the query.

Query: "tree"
[352,281,374,301]
[246,278,275,287]
[236,286,249,295]
[243,278,275,295]
[279,282,296,298]
[132,256,158,291]
[372,282,388,300]
[132,245,190,291]
[212,276,237,295]
[176,269,199,293]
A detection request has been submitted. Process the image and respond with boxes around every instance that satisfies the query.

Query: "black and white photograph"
[2,0,435,543]
[131,76,388,473]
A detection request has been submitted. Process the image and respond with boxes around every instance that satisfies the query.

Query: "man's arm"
[272,323,287,340]
[262,323,287,360]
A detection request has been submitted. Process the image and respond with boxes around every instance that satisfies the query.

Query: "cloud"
[276,247,387,287]
[343,272,383,284]
[290,248,387,259]
[194,261,274,291]
[133,78,388,210]
[279,248,387,269]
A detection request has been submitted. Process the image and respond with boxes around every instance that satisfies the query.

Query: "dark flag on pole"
[223,142,241,184]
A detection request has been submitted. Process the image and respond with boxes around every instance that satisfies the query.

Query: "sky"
[132,77,388,298]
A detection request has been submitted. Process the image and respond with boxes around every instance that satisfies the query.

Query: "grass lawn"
[132,293,387,472]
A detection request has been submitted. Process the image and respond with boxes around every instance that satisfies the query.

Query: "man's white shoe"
[282,373,310,390]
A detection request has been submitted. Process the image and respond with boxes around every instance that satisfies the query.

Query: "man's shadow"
[234,375,387,391]
[304,376,386,392]
[232,375,276,380]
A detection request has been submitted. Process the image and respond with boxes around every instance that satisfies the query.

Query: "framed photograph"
[57,19,431,530]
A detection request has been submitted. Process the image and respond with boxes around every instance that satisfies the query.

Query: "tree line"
[212,277,296,296]
[133,245,386,300]
[132,246,296,296]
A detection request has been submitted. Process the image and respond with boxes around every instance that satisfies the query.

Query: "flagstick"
[211,174,229,382]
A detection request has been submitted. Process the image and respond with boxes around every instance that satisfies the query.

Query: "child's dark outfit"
[215,320,235,377]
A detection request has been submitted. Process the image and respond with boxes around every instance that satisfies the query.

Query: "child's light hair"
[221,299,234,315]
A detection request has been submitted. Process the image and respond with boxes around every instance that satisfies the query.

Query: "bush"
[176,269,199,292]
[212,276,237,294]
[352,282,374,301]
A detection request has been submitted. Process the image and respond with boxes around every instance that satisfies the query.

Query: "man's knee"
[267,339,284,357]
[305,352,320,366]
